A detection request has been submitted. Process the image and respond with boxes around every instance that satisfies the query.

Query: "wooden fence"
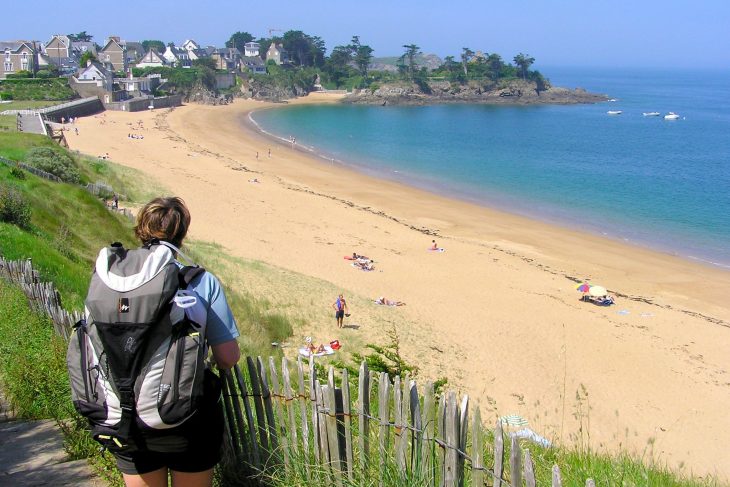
[220,355,596,486]
[0,155,62,182]
[0,256,596,486]
[0,257,79,340]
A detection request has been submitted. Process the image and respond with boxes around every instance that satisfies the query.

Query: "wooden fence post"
[246,357,269,461]
[296,356,310,472]
[524,449,536,487]
[471,405,483,487]
[394,375,406,476]
[552,464,562,487]
[282,357,299,458]
[458,395,469,487]
[235,365,261,470]
[269,356,289,467]
[493,420,504,487]
[510,435,522,487]
[438,393,447,485]
[378,372,391,487]
[421,382,435,483]
[341,368,354,482]
[316,381,331,476]
[220,369,242,458]
[257,356,279,464]
[323,383,344,487]
[311,364,322,466]
[358,360,370,481]
[444,391,458,487]
[408,380,421,477]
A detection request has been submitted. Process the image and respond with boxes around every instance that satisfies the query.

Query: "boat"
[664,112,680,120]
[607,110,622,115]
[608,98,618,102]
[643,112,661,117]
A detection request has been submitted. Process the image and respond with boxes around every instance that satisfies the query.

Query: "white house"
[181,39,199,53]
[244,42,260,57]
[136,49,166,68]
[75,60,113,92]
[163,45,191,67]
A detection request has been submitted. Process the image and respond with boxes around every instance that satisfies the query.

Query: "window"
[4,51,9,61]
[4,62,12,72]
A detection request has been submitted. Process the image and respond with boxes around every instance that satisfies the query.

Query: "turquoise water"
[251,68,730,268]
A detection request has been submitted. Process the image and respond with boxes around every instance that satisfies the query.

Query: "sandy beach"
[68,94,730,479]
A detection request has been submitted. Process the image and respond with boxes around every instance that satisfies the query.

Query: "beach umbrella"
[589,285,608,297]
[576,283,591,293]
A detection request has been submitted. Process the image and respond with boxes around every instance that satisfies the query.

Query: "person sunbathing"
[375,296,406,306]
[306,342,326,354]
[354,261,374,271]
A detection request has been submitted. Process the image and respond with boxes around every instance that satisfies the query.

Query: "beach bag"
[67,241,208,449]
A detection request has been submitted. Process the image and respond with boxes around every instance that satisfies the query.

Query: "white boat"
[608,98,618,102]
[664,112,680,120]
[607,110,622,115]
[643,112,661,117]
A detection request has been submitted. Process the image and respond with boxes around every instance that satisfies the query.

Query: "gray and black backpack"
[67,241,209,449]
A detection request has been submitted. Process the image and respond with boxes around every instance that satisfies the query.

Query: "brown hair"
[134,196,191,248]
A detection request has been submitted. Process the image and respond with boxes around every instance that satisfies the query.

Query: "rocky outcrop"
[185,85,233,105]
[343,79,608,106]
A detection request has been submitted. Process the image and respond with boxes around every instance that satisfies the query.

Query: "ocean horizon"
[250,66,730,269]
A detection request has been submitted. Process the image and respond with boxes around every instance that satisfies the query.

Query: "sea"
[250,67,730,269]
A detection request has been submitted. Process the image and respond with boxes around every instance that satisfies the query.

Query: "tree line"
[37,30,549,93]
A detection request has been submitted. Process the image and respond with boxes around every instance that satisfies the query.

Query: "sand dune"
[68,94,730,479]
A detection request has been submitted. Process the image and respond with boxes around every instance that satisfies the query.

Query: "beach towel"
[298,345,335,358]
[428,248,446,252]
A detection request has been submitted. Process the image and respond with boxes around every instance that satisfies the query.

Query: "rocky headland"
[342,79,608,106]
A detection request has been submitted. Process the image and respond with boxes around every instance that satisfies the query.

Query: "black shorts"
[111,371,224,475]
[335,310,344,319]
[114,441,221,475]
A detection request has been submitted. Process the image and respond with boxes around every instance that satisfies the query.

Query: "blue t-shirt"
[186,269,239,346]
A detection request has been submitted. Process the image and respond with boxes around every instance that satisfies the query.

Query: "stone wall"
[104,94,183,112]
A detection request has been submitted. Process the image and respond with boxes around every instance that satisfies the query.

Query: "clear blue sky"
[4,0,729,68]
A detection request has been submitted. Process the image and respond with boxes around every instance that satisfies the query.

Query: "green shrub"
[9,165,26,179]
[0,184,31,228]
[0,92,12,100]
[25,146,80,183]
[35,70,56,79]
[7,70,32,79]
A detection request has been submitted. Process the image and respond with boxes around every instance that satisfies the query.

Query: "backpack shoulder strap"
[179,265,206,288]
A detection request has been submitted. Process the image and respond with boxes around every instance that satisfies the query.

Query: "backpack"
[67,241,209,450]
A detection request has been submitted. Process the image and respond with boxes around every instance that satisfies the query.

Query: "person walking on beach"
[332,294,349,328]
[268,148,271,158]
[113,193,119,209]
[256,151,259,160]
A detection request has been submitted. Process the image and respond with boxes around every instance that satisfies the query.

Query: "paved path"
[0,389,104,486]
